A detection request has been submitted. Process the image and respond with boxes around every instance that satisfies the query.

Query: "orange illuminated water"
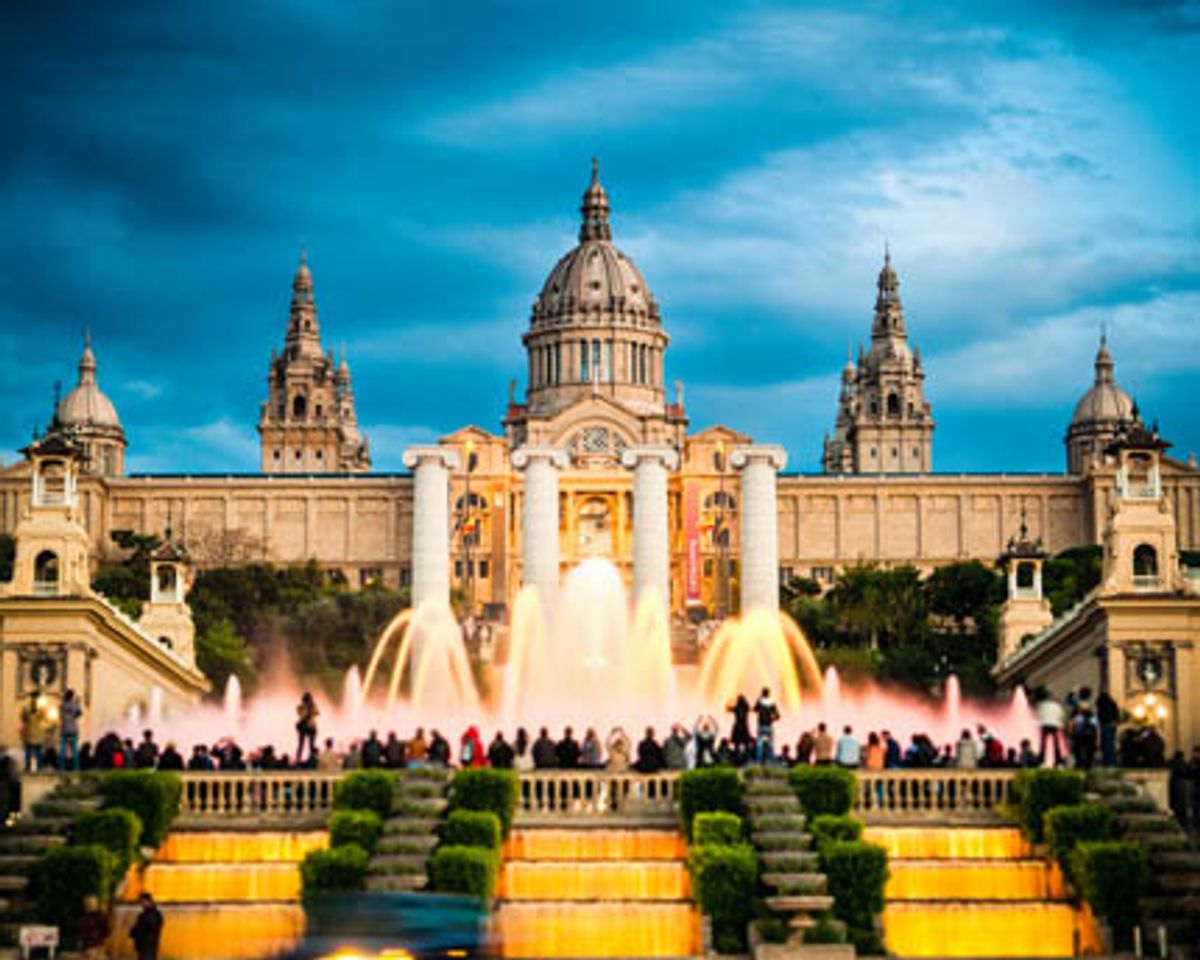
[867,827,1103,957]
[111,832,324,958]
[495,828,701,958]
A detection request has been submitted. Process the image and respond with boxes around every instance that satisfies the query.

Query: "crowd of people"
[7,684,1168,782]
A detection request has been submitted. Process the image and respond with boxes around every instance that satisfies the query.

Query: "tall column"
[402,446,460,610]
[732,445,787,614]
[512,447,567,609]
[622,445,679,608]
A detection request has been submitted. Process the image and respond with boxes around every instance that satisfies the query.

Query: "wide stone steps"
[752,831,813,851]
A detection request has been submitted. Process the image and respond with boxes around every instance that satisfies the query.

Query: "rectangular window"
[399,566,412,587]
[454,560,463,579]
[554,343,561,384]
[581,340,589,380]
[604,340,613,381]
[591,338,601,381]
[629,342,637,382]
[479,560,489,579]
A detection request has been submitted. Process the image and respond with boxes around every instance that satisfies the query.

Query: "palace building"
[2,162,1198,623]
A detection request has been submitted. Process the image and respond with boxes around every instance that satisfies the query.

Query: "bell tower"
[997,509,1054,659]
[138,532,197,667]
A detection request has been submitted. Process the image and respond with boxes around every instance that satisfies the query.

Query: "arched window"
[34,550,59,595]
[1015,561,1035,590]
[157,565,177,595]
[887,393,900,418]
[292,395,307,419]
[1133,544,1159,586]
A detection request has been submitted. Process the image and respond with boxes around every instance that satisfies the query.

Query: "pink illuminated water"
[131,560,1037,754]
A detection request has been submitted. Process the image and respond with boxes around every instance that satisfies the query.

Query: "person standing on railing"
[727,695,752,766]
[754,688,780,765]
[295,693,319,766]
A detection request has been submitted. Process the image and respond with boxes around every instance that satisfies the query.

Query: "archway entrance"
[576,497,613,558]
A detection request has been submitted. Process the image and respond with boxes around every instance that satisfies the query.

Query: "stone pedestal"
[512,447,567,610]
[622,445,679,608]
[402,446,460,610]
[732,445,787,614]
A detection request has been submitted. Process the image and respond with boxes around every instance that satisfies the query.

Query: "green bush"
[300,844,370,894]
[72,808,142,880]
[34,845,116,948]
[1044,803,1116,876]
[1011,769,1085,842]
[789,766,856,818]
[805,919,847,945]
[809,814,863,851]
[1071,841,1146,934]
[693,811,743,847]
[689,843,757,952]
[449,769,518,837]
[678,768,743,840]
[100,770,181,847]
[328,809,382,855]
[429,846,498,899]
[333,770,396,819]
[822,841,889,939]
[443,810,502,850]
[756,917,789,944]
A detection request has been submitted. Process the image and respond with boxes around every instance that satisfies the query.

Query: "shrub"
[678,768,743,840]
[34,845,116,948]
[789,766,856,818]
[1071,841,1146,935]
[429,846,498,899]
[805,919,847,944]
[449,769,518,837]
[300,844,370,894]
[100,770,181,847]
[328,810,382,855]
[822,840,889,936]
[809,814,863,851]
[756,917,789,944]
[1044,803,1116,876]
[689,843,757,951]
[443,810,502,851]
[72,808,142,880]
[1011,769,1085,842]
[693,811,743,847]
[333,770,396,820]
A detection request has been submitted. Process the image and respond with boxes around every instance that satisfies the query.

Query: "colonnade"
[401,442,786,616]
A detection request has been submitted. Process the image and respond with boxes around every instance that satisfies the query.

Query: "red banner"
[684,481,701,605]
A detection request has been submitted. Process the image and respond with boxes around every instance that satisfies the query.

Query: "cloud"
[363,423,444,471]
[121,379,162,401]
[126,419,258,474]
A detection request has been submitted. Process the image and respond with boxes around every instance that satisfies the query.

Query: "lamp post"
[457,439,478,617]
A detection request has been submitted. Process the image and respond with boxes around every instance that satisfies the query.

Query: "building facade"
[2,163,1198,621]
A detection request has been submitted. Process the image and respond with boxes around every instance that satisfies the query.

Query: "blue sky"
[1,1,1197,474]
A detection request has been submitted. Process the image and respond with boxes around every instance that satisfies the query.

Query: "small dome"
[58,335,122,429]
[1071,336,1135,427]
[530,160,659,327]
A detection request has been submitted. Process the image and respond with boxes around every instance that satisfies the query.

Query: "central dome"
[58,338,122,429]
[530,159,660,328]
[1070,337,1134,427]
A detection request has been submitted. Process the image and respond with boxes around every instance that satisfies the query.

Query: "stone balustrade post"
[512,446,568,611]
[621,445,679,608]
[731,445,787,614]
[401,446,460,611]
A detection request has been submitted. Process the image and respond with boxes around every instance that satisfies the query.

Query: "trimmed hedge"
[809,813,863,851]
[300,843,370,894]
[328,809,383,855]
[449,769,518,837]
[443,810,502,851]
[689,843,757,953]
[333,770,396,820]
[429,846,498,899]
[72,808,142,880]
[789,766,855,818]
[100,770,181,848]
[1044,803,1116,877]
[34,845,116,948]
[821,840,889,953]
[1011,769,1085,842]
[1071,841,1146,934]
[693,811,743,847]
[679,768,743,841]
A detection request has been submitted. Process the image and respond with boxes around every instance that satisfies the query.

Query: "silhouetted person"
[556,727,581,769]
[361,730,383,769]
[532,727,557,769]
[295,692,319,765]
[488,731,515,768]
[130,892,163,960]
[134,730,159,769]
[428,730,451,766]
[728,695,752,763]
[635,727,665,773]
[157,742,183,771]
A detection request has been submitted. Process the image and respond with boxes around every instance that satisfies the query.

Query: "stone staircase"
[1089,770,1200,952]
[366,767,450,893]
[743,767,834,940]
[0,776,100,948]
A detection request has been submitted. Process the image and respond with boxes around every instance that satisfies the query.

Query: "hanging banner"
[684,481,701,605]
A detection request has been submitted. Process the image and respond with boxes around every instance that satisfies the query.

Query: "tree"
[1043,546,1102,616]
[925,560,1003,634]
[196,617,253,690]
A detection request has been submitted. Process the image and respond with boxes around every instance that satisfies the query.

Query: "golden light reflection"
[495,903,702,959]
[154,831,327,863]
[109,903,305,959]
[865,827,1030,860]
[883,903,1103,958]
[886,861,1068,901]
[502,829,685,861]
[123,862,302,903]
[497,861,690,901]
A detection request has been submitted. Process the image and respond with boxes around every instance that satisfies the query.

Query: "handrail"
[178,770,343,820]
[515,769,680,820]
[853,768,1017,821]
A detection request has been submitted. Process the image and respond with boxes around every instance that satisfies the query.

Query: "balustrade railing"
[516,770,680,820]
[853,768,1017,821]
[178,771,342,821]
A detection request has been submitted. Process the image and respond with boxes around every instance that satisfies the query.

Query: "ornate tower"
[55,332,127,477]
[513,159,671,431]
[258,253,371,473]
[1065,335,1139,474]
[823,250,934,474]
[138,533,197,667]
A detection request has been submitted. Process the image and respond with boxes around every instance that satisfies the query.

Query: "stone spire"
[78,328,97,386]
[285,249,322,359]
[871,244,907,343]
[1094,333,1115,385]
[579,157,612,242]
